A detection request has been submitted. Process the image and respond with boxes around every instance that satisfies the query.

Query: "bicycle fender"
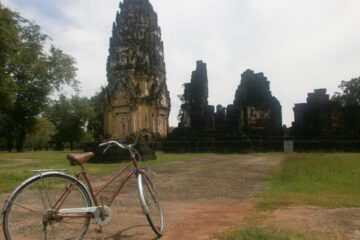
[137,173,149,215]
[2,171,88,214]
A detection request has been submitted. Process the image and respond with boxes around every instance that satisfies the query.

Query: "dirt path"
[0,154,283,240]
[0,158,39,168]
[261,206,360,240]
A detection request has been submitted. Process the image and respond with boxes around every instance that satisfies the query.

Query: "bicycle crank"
[94,206,112,226]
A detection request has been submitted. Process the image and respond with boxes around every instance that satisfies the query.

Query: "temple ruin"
[167,61,283,152]
[292,89,360,138]
[103,0,170,140]
[176,63,282,136]
[227,69,282,136]
[178,61,215,130]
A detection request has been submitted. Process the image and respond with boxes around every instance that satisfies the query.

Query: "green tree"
[0,3,17,104]
[46,95,94,150]
[0,4,78,151]
[87,87,106,139]
[24,118,56,150]
[0,3,18,150]
[332,77,360,106]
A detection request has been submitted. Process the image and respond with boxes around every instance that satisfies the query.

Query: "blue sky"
[11,0,66,22]
[3,0,360,127]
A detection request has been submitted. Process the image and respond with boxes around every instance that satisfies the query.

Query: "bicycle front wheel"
[137,172,164,236]
[3,172,92,240]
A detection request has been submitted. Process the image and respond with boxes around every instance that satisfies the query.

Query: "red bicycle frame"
[53,156,141,219]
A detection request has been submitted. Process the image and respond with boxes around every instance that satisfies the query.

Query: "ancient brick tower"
[104,0,170,140]
[178,61,214,130]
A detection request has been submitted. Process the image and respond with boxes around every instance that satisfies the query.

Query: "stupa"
[104,0,170,140]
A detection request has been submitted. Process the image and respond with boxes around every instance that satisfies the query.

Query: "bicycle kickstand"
[95,225,103,234]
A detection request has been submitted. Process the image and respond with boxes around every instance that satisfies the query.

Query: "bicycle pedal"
[95,226,103,234]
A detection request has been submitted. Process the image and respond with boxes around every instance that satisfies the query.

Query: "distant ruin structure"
[104,0,170,140]
[177,63,282,136]
[227,69,282,136]
[292,89,360,138]
[178,61,214,130]
[168,61,283,152]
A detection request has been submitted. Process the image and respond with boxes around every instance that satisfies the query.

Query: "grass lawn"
[216,226,320,240]
[0,150,214,194]
[0,159,14,164]
[216,152,360,240]
[258,152,360,209]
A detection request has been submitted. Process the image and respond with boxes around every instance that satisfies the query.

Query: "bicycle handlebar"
[99,141,127,149]
[99,129,150,155]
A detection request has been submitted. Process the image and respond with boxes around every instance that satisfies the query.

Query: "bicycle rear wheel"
[3,172,92,240]
[137,171,164,236]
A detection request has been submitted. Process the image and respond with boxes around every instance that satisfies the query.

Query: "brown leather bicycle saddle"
[67,152,95,165]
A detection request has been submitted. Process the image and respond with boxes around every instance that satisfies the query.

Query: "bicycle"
[2,129,164,240]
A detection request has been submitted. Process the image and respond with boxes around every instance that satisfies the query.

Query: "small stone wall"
[160,136,360,153]
[161,137,284,153]
[293,138,360,152]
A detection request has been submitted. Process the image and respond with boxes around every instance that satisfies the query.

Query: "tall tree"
[0,3,17,102]
[0,3,18,150]
[46,95,94,150]
[332,77,360,106]
[0,4,78,151]
[87,87,106,139]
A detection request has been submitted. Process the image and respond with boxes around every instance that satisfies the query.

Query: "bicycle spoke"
[38,184,49,210]
[41,177,53,208]
[9,200,43,215]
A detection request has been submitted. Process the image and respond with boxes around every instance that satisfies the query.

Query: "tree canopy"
[332,77,360,106]
[45,95,94,150]
[0,4,78,151]
[87,87,106,139]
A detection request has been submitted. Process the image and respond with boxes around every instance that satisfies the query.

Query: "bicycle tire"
[137,171,164,236]
[2,172,92,240]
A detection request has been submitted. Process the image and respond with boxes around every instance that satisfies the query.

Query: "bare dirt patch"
[260,206,360,240]
[0,158,39,168]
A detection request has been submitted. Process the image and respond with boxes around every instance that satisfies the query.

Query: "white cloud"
[3,0,360,127]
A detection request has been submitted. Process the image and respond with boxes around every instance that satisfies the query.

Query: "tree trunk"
[55,140,64,150]
[16,131,26,152]
[6,138,13,152]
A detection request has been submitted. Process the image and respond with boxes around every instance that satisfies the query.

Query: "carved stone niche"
[112,113,130,140]
[112,91,128,107]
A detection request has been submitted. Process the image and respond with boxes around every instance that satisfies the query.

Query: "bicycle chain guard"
[58,205,112,226]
